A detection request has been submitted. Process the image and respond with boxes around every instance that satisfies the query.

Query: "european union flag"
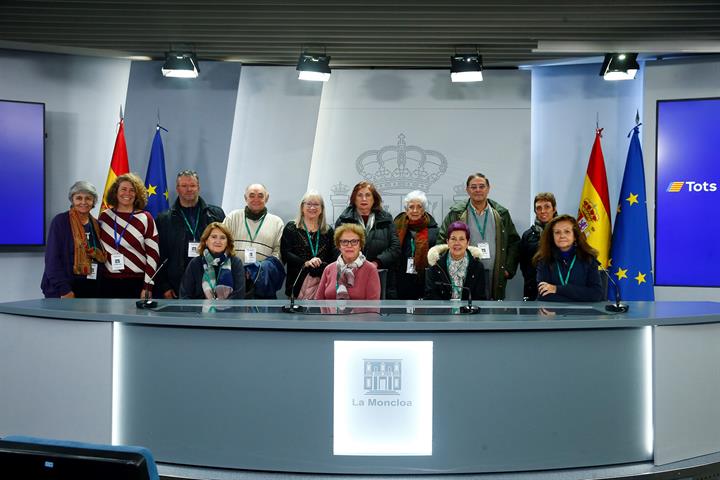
[144,128,169,218]
[608,125,654,301]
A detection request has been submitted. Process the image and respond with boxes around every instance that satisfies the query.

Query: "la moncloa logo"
[364,359,402,395]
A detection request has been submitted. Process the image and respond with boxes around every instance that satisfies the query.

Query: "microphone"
[433,264,479,314]
[136,259,168,309]
[282,265,307,313]
[600,267,629,313]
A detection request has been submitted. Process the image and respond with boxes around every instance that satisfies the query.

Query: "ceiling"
[1,0,720,69]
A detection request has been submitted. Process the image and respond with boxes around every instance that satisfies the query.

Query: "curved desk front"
[1,299,719,476]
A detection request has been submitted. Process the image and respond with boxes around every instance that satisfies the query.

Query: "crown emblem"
[331,181,350,196]
[355,134,447,193]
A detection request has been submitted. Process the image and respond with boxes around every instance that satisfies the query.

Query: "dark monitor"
[0,437,158,480]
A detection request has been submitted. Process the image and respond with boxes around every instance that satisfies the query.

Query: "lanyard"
[112,210,135,249]
[410,237,415,257]
[180,208,201,240]
[469,206,489,240]
[302,220,320,257]
[445,253,467,297]
[244,213,267,242]
[556,255,577,286]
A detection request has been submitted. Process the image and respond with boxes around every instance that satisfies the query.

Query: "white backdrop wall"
[643,56,720,301]
[0,49,130,302]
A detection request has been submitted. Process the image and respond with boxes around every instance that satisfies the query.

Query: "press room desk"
[1,299,720,477]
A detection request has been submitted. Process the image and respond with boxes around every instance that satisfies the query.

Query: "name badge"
[244,248,257,264]
[188,242,200,257]
[110,253,125,271]
[406,258,417,274]
[477,242,491,259]
[86,263,98,280]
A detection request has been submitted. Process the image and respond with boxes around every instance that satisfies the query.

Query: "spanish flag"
[577,128,612,268]
[101,119,130,210]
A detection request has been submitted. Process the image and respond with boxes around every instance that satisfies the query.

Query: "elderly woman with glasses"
[315,223,381,300]
[392,190,439,299]
[41,181,107,298]
[280,190,336,298]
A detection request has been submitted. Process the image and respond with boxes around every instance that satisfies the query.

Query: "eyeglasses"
[468,184,488,191]
[304,202,321,209]
[339,239,360,247]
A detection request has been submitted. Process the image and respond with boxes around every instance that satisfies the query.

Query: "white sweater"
[223,209,284,262]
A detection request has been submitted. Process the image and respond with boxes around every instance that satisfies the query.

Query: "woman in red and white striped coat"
[99,173,160,299]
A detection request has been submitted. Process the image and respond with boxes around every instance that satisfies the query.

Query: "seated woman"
[533,214,604,302]
[180,222,245,299]
[315,224,381,300]
[425,221,486,301]
[41,181,107,298]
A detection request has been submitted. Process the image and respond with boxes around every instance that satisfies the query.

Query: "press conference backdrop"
[0,99,45,249]
[656,97,720,287]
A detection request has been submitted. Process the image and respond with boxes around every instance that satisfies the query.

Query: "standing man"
[223,183,285,298]
[155,170,226,299]
[438,173,521,300]
[519,192,557,300]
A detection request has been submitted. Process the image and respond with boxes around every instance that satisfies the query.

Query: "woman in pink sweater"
[315,223,381,300]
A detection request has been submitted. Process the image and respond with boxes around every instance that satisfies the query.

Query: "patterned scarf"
[69,208,106,275]
[201,250,234,299]
[394,212,430,271]
[335,252,366,300]
[354,210,375,231]
[447,253,469,300]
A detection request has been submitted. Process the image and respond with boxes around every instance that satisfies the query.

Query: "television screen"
[0,99,45,249]
[656,97,720,287]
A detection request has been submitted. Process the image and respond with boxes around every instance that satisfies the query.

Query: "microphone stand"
[434,264,480,314]
[282,265,307,313]
[601,267,629,313]
[136,259,168,309]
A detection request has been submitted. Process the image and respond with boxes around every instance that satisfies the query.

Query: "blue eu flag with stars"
[608,125,654,301]
[144,128,169,218]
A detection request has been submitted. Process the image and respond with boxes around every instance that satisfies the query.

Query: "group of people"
[42,170,604,303]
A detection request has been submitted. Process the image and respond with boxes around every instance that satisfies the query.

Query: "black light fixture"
[162,51,200,78]
[450,52,483,82]
[600,53,639,81]
[296,51,331,82]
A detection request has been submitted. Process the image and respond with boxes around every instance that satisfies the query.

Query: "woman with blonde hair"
[98,173,159,299]
[180,222,245,299]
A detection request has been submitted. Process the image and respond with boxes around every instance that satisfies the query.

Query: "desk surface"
[1,298,719,331]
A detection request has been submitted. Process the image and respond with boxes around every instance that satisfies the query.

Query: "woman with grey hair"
[41,181,107,298]
[280,190,336,298]
[391,190,439,299]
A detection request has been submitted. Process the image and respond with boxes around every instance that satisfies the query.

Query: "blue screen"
[656,98,720,287]
[0,100,45,247]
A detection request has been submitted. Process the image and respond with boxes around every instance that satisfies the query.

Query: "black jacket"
[179,255,245,299]
[155,197,226,296]
[424,245,487,301]
[536,250,604,302]
[280,221,336,297]
[519,222,543,300]
[335,206,400,269]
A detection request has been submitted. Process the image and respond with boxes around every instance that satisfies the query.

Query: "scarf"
[447,252,469,300]
[354,209,375,231]
[201,250,234,299]
[245,206,268,221]
[69,208,106,276]
[335,252,366,300]
[394,213,430,271]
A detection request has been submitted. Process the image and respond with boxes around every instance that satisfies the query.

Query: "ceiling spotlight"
[600,53,639,81]
[450,53,483,82]
[162,51,200,78]
[296,52,331,82]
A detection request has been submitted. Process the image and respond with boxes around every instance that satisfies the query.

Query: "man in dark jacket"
[519,192,557,300]
[437,173,520,300]
[154,170,225,298]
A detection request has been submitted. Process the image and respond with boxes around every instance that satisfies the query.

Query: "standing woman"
[41,181,107,298]
[315,224,381,300]
[393,190,439,299]
[180,222,245,299]
[99,173,160,299]
[533,214,604,302]
[335,181,400,271]
[280,190,335,298]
